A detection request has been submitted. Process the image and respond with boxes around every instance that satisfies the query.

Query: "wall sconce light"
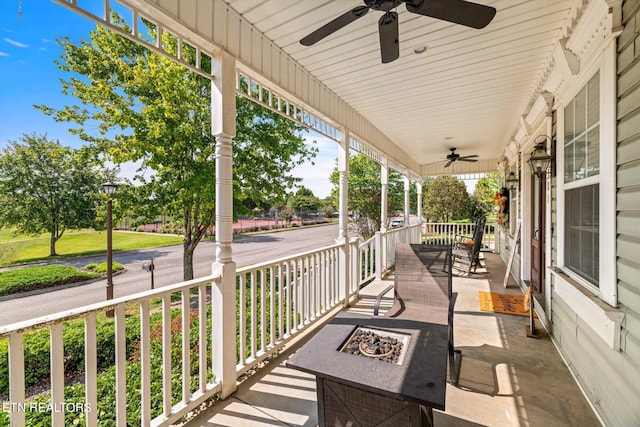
[506,171,519,190]
[527,135,553,178]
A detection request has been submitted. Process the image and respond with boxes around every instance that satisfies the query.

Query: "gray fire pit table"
[286,311,448,427]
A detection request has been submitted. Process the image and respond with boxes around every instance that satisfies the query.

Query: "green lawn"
[0,230,183,265]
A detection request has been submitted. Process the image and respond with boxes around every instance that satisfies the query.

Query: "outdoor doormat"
[478,291,536,317]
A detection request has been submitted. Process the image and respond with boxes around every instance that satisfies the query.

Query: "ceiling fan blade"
[405,0,497,29]
[459,154,479,160]
[300,6,370,46]
[444,160,453,168]
[378,11,399,63]
[458,158,479,162]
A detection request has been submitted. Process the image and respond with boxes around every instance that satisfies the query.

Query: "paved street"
[0,224,339,326]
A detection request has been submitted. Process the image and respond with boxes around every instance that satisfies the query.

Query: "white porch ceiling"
[222,0,575,174]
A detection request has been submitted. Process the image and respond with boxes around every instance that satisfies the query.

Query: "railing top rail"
[0,274,219,338]
[359,235,375,248]
[236,242,342,274]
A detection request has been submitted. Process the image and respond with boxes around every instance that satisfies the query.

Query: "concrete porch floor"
[185,252,602,427]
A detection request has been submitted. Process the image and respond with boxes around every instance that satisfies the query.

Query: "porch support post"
[380,159,388,231]
[211,51,237,399]
[417,181,423,239]
[380,159,388,274]
[403,175,410,242]
[337,129,350,307]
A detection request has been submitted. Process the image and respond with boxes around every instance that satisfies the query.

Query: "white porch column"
[380,159,388,231]
[403,175,410,241]
[211,51,237,399]
[379,160,389,275]
[337,129,350,306]
[417,181,423,236]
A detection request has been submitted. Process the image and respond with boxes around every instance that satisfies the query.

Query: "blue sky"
[0,0,337,198]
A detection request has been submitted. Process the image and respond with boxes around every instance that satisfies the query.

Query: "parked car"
[390,219,404,228]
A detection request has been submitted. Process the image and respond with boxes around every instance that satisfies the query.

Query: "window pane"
[575,86,586,136]
[574,135,586,180]
[587,72,599,126]
[565,141,575,183]
[565,99,575,142]
[565,184,599,286]
[587,126,600,177]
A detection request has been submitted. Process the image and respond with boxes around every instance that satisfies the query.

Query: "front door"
[531,173,546,295]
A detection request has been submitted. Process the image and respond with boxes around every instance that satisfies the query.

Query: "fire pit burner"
[340,326,411,365]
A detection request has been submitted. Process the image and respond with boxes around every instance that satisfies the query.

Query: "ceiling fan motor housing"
[364,0,403,12]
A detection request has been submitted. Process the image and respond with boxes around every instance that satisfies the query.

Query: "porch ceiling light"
[414,45,428,54]
[527,136,552,178]
[506,171,519,190]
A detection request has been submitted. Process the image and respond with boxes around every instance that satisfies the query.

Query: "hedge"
[0,265,100,297]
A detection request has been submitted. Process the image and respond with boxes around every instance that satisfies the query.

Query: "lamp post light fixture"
[527,136,553,179]
[506,171,520,190]
[101,182,119,308]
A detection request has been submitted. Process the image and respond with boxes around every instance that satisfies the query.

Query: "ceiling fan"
[300,0,496,63]
[434,148,479,168]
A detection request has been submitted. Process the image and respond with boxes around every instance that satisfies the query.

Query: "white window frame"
[556,41,617,307]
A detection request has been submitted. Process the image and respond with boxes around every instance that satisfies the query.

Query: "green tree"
[422,176,471,222]
[330,155,381,238]
[289,187,321,214]
[38,19,315,279]
[329,155,412,237]
[472,172,499,219]
[0,133,110,256]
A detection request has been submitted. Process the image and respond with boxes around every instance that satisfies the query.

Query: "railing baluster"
[8,332,25,427]
[182,288,191,405]
[198,283,207,393]
[278,263,284,341]
[140,301,151,426]
[250,270,257,359]
[85,314,98,427]
[314,253,320,316]
[50,323,65,426]
[269,266,276,347]
[300,256,311,322]
[285,261,291,336]
[162,294,172,417]
[115,305,127,427]
[260,268,266,353]
[239,274,246,365]
[292,260,299,332]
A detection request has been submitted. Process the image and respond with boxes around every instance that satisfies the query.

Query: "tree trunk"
[50,232,58,257]
[183,209,194,281]
[183,243,194,281]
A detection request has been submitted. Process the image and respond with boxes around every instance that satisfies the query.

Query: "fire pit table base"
[317,378,433,427]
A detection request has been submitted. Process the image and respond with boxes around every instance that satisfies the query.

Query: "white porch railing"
[423,222,496,251]
[0,275,222,427]
[235,242,347,378]
[0,228,425,426]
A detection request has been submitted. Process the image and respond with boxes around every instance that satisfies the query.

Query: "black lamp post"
[101,182,118,305]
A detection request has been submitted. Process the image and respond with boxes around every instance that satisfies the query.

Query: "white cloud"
[3,38,28,48]
[39,47,46,51]
[41,38,51,43]
[0,51,8,57]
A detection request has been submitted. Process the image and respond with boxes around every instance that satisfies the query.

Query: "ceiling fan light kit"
[300,0,496,63]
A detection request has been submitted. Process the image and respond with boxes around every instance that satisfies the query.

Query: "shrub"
[0,265,100,297]
[92,262,124,274]
[85,262,98,270]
